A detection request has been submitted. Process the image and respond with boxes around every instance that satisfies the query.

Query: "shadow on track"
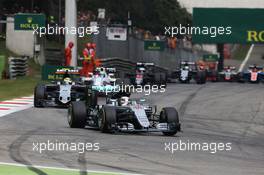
[8,129,48,175]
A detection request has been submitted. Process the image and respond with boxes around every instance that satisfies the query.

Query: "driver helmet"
[99,67,106,76]
[64,77,72,84]
[68,42,74,48]
[86,43,92,49]
[120,96,129,106]
[184,65,189,70]
[100,67,105,73]
[252,65,258,72]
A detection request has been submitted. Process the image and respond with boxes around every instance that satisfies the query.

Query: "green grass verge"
[0,164,121,175]
[0,76,39,101]
[0,58,41,101]
[232,45,250,60]
[0,40,19,57]
[0,40,41,101]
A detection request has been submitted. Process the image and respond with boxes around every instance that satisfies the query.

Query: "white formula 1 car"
[81,67,119,94]
[34,69,86,108]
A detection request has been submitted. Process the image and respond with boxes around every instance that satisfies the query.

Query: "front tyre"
[34,84,45,107]
[211,70,219,82]
[160,107,180,136]
[68,101,87,128]
[98,106,116,133]
[196,71,206,84]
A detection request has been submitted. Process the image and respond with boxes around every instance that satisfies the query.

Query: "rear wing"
[180,61,196,65]
[95,67,116,73]
[136,62,155,66]
[106,68,116,73]
[224,66,236,70]
[248,65,263,70]
[55,69,80,75]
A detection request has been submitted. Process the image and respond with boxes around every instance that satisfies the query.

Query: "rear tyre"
[179,78,190,84]
[68,101,87,128]
[196,71,206,84]
[211,70,219,82]
[160,107,180,136]
[34,84,45,107]
[98,106,116,133]
[237,72,245,83]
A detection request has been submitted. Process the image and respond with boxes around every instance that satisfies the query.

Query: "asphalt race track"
[0,82,264,175]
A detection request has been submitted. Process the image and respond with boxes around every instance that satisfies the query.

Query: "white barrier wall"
[6,16,34,57]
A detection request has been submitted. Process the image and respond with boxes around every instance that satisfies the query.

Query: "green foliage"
[78,0,191,34]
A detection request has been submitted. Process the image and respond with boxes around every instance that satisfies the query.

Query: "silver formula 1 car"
[68,90,181,136]
[171,61,206,84]
[81,67,119,95]
[130,62,167,87]
[34,70,87,108]
[218,66,238,82]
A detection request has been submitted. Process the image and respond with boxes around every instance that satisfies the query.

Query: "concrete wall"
[6,17,34,57]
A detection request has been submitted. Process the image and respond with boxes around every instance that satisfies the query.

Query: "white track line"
[0,96,33,117]
[238,44,255,72]
[0,162,142,175]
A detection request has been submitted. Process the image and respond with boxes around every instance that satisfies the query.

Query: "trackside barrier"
[42,57,169,81]
[99,57,169,78]
[8,56,28,79]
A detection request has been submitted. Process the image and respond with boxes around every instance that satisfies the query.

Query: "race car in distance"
[218,66,238,82]
[204,60,219,82]
[81,67,119,95]
[238,65,264,83]
[34,69,87,108]
[131,62,167,87]
[171,61,206,84]
[68,90,181,136]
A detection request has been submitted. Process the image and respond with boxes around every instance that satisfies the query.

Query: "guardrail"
[99,57,169,78]
[8,57,28,79]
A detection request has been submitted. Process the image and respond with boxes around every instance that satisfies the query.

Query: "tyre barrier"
[8,56,28,79]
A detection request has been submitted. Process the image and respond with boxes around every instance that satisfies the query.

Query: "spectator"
[144,31,151,40]
[171,37,177,49]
